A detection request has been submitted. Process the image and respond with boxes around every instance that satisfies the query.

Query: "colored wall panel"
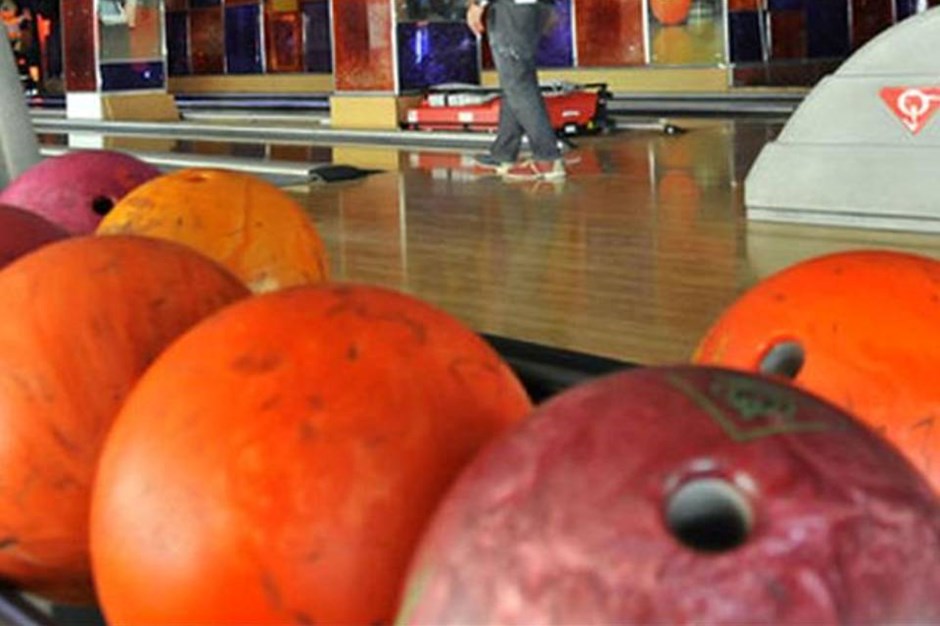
[769,9,806,59]
[100,61,165,91]
[768,0,802,9]
[303,0,332,72]
[190,6,225,74]
[397,22,478,91]
[806,0,849,57]
[851,0,893,48]
[539,0,573,67]
[332,0,394,91]
[397,0,466,21]
[225,3,263,73]
[266,10,304,72]
[576,0,645,66]
[728,10,763,62]
[99,0,164,64]
[62,0,96,90]
[166,11,190,75]
[896,0,919,19]
[650,0,725,66]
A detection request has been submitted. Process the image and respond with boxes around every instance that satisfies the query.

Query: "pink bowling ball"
[0,150,161,235]
[0,203,69,268]
[398,366,940,626]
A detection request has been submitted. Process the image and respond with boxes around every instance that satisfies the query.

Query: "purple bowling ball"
[0,204,69,269]
[0,150,161,235]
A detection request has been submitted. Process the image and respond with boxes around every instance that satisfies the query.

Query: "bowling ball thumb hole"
[91,196,116,217]
[665,477,754,553]
[758,339,805,381]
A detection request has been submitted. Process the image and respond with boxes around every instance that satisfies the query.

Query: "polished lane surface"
[284,120,940,364]
[37,119,940,365]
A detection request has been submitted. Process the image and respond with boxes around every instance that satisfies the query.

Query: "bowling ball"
[0,203,69,268]
[397,366,940,626]
[90,284,532,626]
[97,168,330,293]
[0,236,248,603]
[650,0,692,26]
[0,150,161,235]
[694,250,940,493]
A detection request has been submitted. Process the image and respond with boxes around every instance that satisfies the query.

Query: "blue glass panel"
[728,10,763,62]
[806,0,850,57]
[100,61,166,91]
[767,0,803,9]
[225,3,263,74]
[303,0,332,73]
[397,22,479,91]
[895,0,918,19]
[166,11,190,76]
[536,0,573,67]
[400,0,466,20]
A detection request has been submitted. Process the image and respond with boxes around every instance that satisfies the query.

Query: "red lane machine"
[405,82,612,136]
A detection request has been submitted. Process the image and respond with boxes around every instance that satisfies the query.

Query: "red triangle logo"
[881,86,940,135]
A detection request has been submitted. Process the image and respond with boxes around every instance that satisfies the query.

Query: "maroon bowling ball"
[397,366,940,626]
[0,150,161,235]
[0,203,69,268]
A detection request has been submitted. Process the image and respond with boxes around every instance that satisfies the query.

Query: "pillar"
[62,0,178,123]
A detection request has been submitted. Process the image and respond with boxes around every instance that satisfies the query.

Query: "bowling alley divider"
[746,6,940,233]
[0,34,40,188]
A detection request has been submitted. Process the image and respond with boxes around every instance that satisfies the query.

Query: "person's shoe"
[503,158,567,181]
[471,153,514,175]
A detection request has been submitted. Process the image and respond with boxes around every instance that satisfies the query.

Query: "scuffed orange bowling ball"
[0,236,248,603]
[694,250,940,492]
[90,285,532,625]
[96,168,329,293]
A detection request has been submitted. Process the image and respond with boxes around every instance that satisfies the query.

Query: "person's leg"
[489,3,562,166]
[479,4,524,169]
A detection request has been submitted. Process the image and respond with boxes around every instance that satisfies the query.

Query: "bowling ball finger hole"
[759,340,804,380]
[91,196,115,217]
[666,477,753,553]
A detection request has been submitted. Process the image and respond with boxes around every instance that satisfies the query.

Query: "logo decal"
[666,373,844,442]
[881,87,940,135]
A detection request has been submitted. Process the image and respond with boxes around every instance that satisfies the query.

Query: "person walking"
[467,0,566,181]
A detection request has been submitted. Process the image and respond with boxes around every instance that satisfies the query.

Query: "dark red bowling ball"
[0,203,69,268]
[398,366,940,626]
[0,150,161,235]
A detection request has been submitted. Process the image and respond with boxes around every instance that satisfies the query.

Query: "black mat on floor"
[310,164,384,183]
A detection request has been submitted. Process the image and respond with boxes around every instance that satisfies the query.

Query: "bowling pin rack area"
[0,336,632,626]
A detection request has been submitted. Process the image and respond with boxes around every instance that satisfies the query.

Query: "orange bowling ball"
[0,236,248,603]
[96,168,329,293]
[694,250,940,492]
[650,0,692,26]
[90,284,532,626]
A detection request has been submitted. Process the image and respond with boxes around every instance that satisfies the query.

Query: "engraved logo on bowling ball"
[667,372,846,442]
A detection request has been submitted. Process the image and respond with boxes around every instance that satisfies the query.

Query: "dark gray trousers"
[486,1,562,162]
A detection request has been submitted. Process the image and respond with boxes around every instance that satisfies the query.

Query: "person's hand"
[467,3,485,36]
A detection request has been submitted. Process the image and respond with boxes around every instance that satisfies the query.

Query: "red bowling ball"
[0,150,161,235]
[397,366,940,626]
[0,203,69,268]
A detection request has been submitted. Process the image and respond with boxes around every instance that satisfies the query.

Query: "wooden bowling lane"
[289,119,940,366]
